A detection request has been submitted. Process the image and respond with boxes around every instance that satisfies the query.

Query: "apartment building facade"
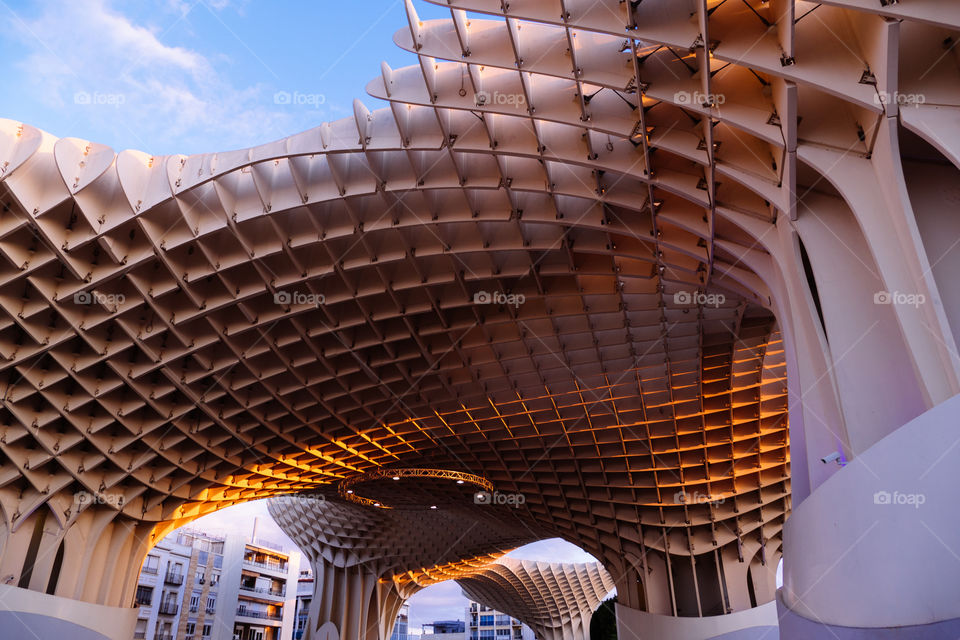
[133,536,192,640]
[216,535,298,640]
[292,570,313,640]
[467,602,535,640]
[133,529,299,640]
[421,620,466,640]
[388,603,409,640]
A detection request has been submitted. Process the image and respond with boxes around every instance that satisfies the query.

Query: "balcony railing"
[133,633,146,639]
[236,608,283,621]
[141,566,158,575]
[164,572,184,585]
[158,602,179,615]
[239,584,286,597]
[242,557,288,572]
[205,605,216,614]
[157,634,173,640]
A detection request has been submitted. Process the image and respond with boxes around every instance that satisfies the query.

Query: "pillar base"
[0,584,137,640]
[777,590,960,639]
[615,601,779,639]
[781,393,960,629]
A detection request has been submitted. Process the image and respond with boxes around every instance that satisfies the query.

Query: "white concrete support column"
[0,496,159,640]
[778,393,960,638]
[300,560,412,640]
[0,582,139,640]
[615,600,779,640]
[0,505,156,605]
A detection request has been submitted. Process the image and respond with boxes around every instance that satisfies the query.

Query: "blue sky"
[0,0,451,155]
[0,0,602,630]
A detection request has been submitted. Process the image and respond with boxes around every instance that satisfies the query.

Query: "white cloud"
[407,581,469,630]
[506,537,600,563]
[9,0,318,154]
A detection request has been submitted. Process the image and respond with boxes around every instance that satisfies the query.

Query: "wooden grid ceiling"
[0,0,820,597]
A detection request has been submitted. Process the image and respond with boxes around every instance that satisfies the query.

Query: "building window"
[185,622,196,634]
[135,586,153,606]
[206,595,216,613]
[196,568,205,584]
[142,555,159,575]
[479,615,494,626]
[480,631,495,639]
[197,550,209,566]
[210,571,220,586]
[496,629,510,637]
[189,592,201,612]
[202,623,212,638]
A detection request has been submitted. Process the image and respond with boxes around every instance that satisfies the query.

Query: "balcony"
[205,605,216,614]
[164,572,184,585]
[133,633,146,639]
[157,635,173,640]
[242,557,288,573]
[158,602,179,615]
[141,566,158,576]
[236,608,283,621]
[239,583,286,597]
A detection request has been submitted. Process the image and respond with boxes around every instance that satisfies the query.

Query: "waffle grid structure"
[0,0,958,638]
[458,557,616,640]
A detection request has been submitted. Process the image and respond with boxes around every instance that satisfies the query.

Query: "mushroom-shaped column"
[268,477,537,640]
[457,558,615,640]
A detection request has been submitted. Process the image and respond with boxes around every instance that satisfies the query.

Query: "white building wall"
[210,533,246,640]
[210,532,300,640]
[279,555,300,639]
[135,538,191,640]
[465,601,535,640]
